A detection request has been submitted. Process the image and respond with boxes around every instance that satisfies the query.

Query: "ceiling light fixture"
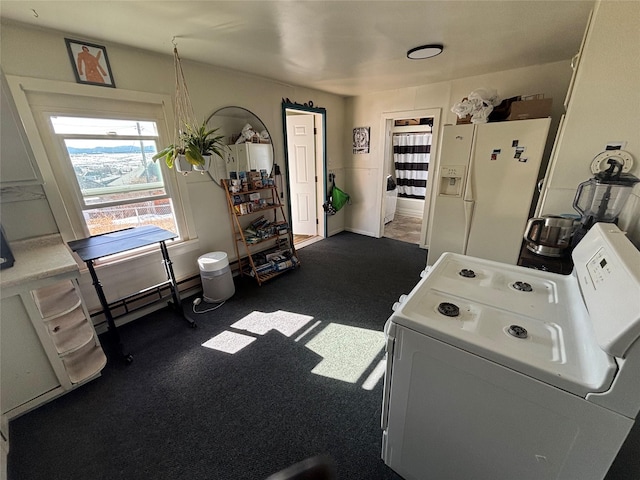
[407,44,444,60]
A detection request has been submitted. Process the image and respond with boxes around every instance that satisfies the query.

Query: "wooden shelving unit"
[222,179,299,285]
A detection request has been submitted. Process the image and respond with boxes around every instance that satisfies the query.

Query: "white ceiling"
[0,1,595,97]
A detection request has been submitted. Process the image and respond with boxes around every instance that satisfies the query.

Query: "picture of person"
[65,38,115,88]
[76,45,107,84]
[353,127,370,154]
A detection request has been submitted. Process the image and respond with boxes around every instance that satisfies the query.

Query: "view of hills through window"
[51,116,179,236]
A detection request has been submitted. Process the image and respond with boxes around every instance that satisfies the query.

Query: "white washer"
[381,223,640,480]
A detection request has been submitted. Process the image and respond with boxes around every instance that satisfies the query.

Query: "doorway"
[282,101,327,249]
[379,108,441,248]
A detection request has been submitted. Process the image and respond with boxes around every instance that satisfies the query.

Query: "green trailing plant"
[153,121,226,168]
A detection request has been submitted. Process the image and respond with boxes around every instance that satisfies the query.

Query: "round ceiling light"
[407,44,444,60]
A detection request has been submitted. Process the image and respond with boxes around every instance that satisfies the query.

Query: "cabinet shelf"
[33,279,107,384]
[250,264,298,283]
[222,179,299,286]
[46,306,96,355]
[62,341,107,384]
[32,280,82,320]
[234,204,282,216]
[234,205,282,217]
[239,231,289,246]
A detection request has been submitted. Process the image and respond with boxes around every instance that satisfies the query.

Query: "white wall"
[345,60,574,241]
[0,21,346,319]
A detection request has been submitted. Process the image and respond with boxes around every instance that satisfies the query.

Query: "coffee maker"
[572,153,639,246]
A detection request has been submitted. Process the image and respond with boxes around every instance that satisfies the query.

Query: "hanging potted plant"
[152,121,226,174]
[153,41,227,174]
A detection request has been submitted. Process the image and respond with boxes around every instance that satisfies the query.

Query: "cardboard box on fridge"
[507,94,552,121]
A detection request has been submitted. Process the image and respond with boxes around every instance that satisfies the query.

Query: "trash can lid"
[198,252,229,272]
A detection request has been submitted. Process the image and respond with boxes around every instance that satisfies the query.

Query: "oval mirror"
[205,106,274,186]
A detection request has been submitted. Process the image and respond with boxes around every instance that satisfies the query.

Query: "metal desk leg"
[159,241,195,328]
[85,260,133,364]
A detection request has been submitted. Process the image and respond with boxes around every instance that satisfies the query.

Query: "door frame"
[379,108,442,249]
[281,101,327,240]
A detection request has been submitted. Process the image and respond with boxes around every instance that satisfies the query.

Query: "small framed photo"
[353,126,370,154]
[65,38,115,88]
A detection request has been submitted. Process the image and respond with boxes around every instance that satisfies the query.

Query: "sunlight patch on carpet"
[202,331,256,354]
[231,310,314,337]
[361,358,386,390]
[202,312,386,389]
[304,323,385,384]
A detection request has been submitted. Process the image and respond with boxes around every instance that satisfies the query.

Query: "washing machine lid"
[572,223,640,358]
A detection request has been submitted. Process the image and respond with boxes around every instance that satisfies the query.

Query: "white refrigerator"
[427,118,551,266]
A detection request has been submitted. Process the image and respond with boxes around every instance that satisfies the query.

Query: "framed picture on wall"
[65,38,116,88]
[353,126,370,154]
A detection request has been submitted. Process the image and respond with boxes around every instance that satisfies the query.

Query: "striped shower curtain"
[393,133,431,199]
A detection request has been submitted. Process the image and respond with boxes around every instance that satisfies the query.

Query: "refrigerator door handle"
[463,133,476,202]
[463,172,474,202]
[463,200,475,254]
[462,127,477,254]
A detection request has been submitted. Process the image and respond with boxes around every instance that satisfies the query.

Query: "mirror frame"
[205,106,274,186]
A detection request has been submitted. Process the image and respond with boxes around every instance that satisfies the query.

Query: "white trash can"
[198,252,235,303]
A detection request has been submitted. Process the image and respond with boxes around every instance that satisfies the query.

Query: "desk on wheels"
[68,226,194,364]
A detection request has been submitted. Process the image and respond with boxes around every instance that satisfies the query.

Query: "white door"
[286,114,317,236]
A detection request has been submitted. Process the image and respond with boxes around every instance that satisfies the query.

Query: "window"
[50,116,179,237]
[7,78,195,247]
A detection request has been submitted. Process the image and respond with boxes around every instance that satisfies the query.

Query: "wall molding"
[0,185,46,203]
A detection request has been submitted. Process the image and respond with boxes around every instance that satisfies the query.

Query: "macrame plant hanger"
[172,37,197,159]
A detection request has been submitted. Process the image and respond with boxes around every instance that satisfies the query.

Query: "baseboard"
[92,282,203,334]
[344,227,377,237]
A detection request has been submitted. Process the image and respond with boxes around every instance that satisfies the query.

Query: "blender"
[572,153,639,246]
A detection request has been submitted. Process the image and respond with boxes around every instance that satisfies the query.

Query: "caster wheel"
[124,354,134,365]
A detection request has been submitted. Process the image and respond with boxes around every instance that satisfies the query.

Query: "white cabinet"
[1,278,106,419]
[538,2,640,216]
[0,295,59,414]
[563,10,593,110]
[0,71,42,186]
[0,236,106,420]
[226,143,272,177]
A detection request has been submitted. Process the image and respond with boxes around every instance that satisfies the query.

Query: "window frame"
[51,116,176,234]
[5,76,198,252]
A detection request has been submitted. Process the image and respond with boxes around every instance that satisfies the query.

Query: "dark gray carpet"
[7,233,423,480]
[7,232,640,479]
